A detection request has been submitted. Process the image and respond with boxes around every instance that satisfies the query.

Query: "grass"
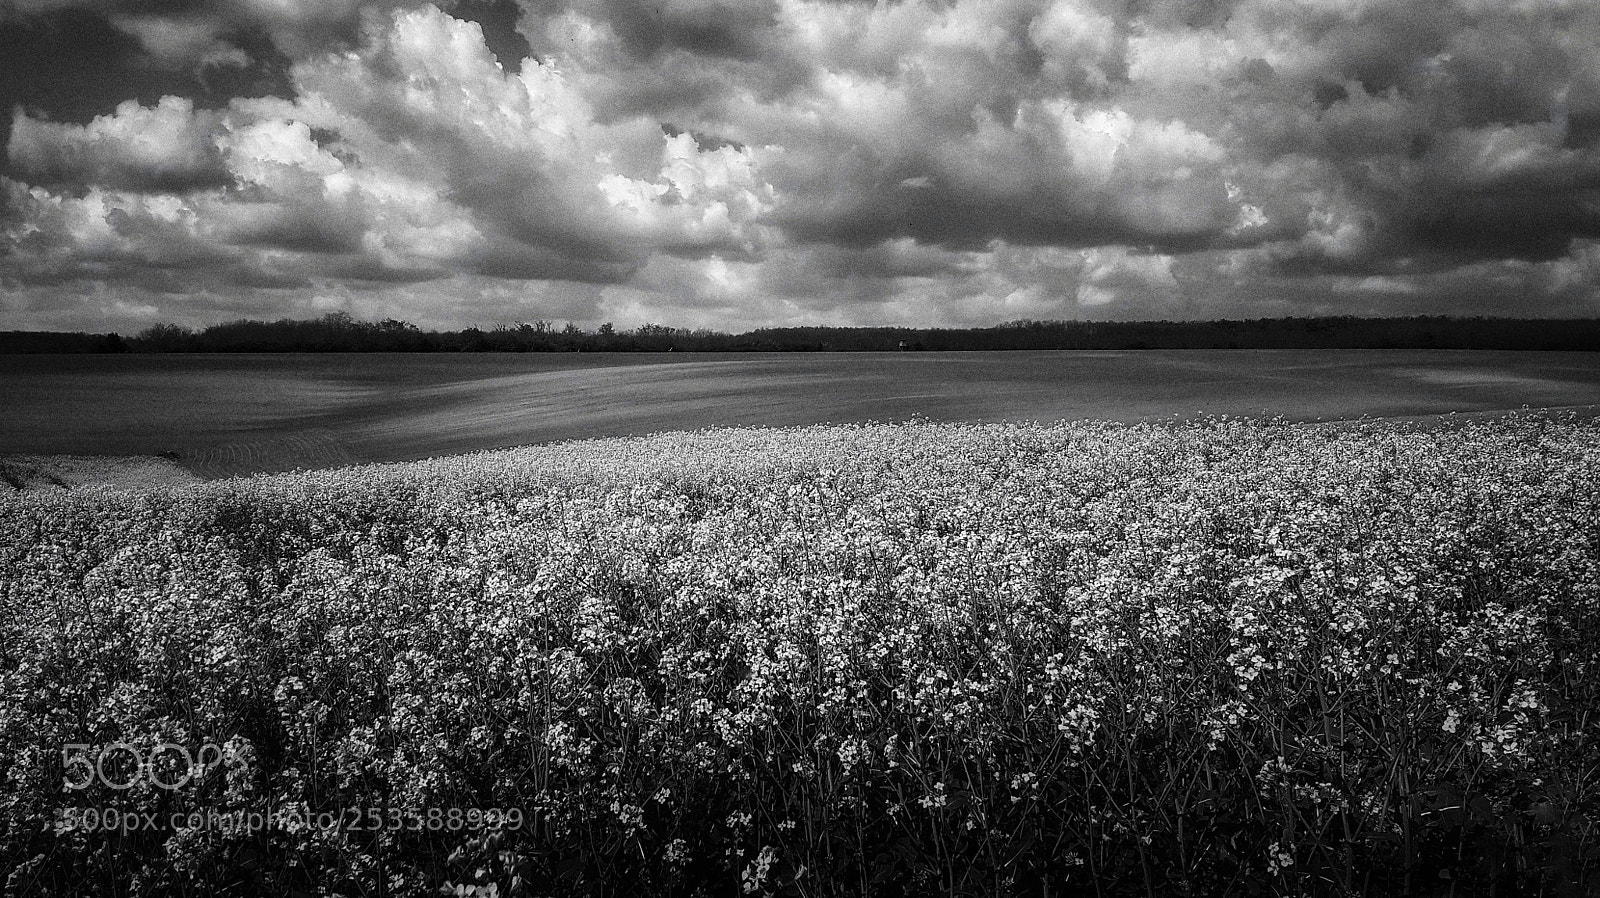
[1,415,1598,896]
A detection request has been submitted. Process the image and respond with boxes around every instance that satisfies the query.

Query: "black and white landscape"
[3,1,1600,896]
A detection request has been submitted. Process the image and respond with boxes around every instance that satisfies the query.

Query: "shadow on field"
[4,350,1600,478]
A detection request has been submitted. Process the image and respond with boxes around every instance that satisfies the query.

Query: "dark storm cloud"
[331,255,450,283]
[1195,0,1600,277]
[466,236,641,282]
[776,174,1234,254]
[222,201,370,255]
[5,0,411,65]
[222,263,314,290]
[580,0,782,61]
[1405,193,1600,263]
[803,240,976,281]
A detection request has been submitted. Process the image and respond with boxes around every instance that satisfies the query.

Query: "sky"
[2,0,1599,333]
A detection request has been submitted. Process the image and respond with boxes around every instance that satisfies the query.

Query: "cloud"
[600,239,1197,330]
[8,97,232,192]
[5,0,432,70]
[4,0,1600,330]
[4,5,777,304]
[282,6,776,267]
[1075,247,1181,308]
[529,0,1267,255]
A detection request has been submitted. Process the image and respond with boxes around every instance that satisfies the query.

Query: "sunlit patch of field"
[3,415,1598,896]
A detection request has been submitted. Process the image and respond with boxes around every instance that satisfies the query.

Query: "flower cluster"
[2,415,1598,896]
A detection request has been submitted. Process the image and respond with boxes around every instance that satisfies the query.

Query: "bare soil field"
[3,349,1598,478]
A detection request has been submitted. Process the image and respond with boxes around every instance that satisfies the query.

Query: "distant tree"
[34,313,1598,355]
[132,323,196,351]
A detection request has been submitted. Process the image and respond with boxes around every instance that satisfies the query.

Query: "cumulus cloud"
[4,0,1600,329]
[279,6,777,269]
[8,97,232,192]
[4,5,777,307]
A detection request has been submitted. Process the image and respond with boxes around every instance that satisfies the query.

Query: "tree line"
[4,312,1600,353]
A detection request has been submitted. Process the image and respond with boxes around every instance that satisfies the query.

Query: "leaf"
[1529,802,1561,826]
[1469,794,1496,823]
[870,853,902,884]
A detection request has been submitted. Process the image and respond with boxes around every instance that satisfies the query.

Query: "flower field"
[2,416,1598,897]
